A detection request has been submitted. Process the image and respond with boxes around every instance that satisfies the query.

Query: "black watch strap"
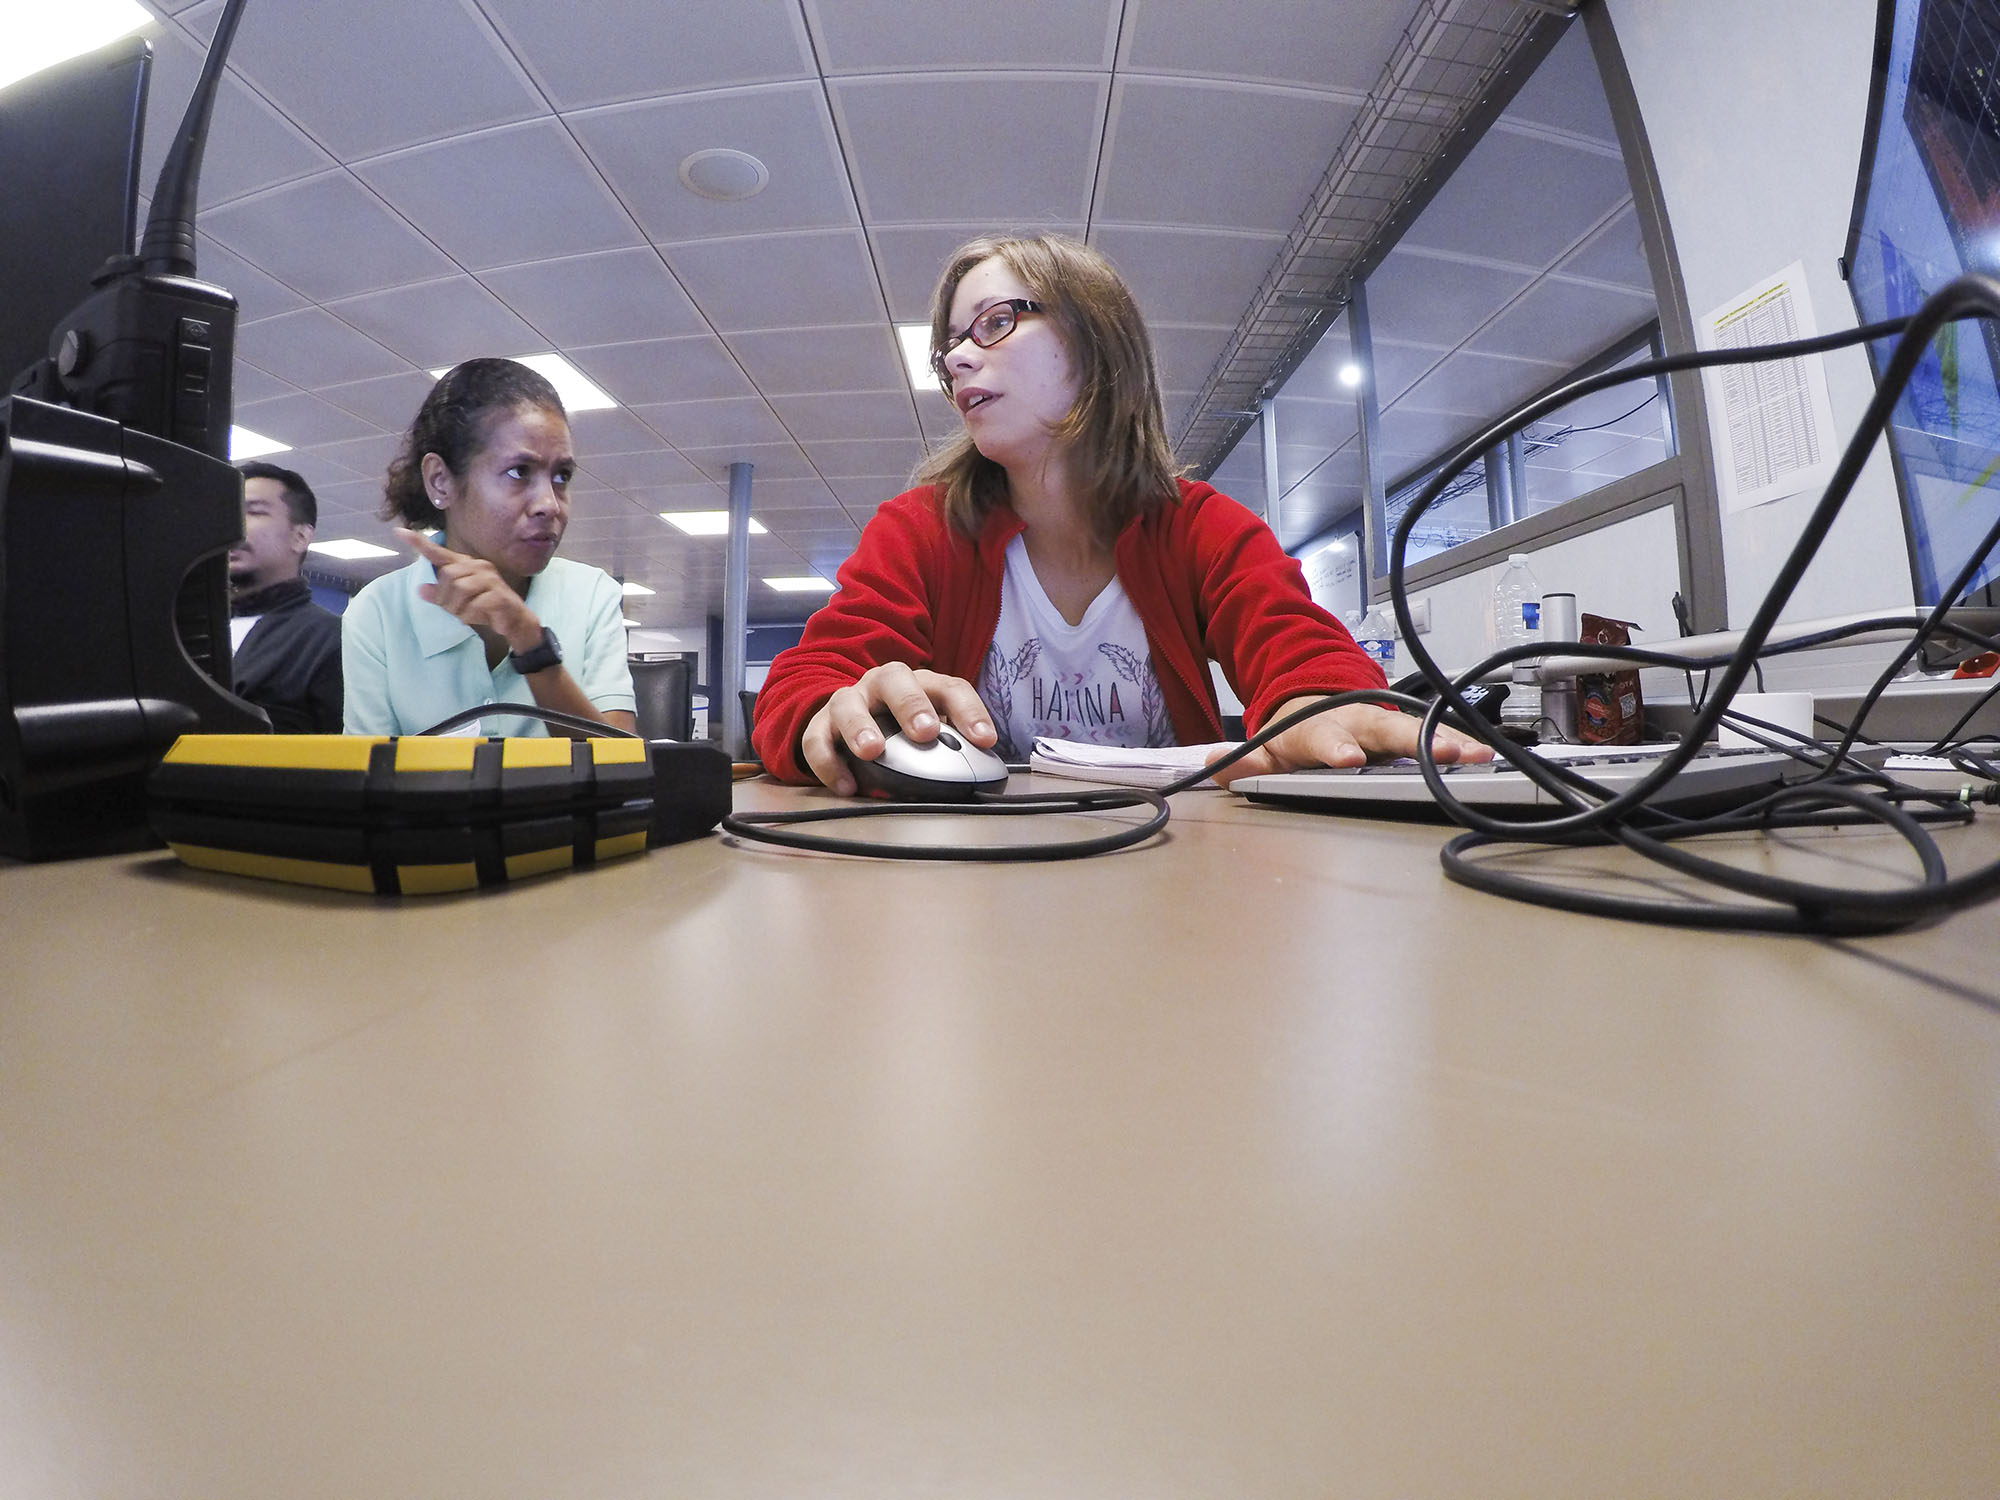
[508,625,563,675]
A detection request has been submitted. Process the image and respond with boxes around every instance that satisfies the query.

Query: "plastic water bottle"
[1355,602,1396,681]
[1493,553,1542,730]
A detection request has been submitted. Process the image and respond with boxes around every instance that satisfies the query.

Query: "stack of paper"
[1026,737,1233,790]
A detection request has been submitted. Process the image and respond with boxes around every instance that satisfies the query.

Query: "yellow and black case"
[146,734,729,894]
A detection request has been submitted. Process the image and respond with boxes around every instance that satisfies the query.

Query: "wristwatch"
[507,626,563,675]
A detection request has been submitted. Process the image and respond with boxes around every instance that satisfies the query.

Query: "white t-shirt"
[975,533,1173,760]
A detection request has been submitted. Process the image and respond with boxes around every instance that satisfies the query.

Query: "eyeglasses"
[930,298,1045,390]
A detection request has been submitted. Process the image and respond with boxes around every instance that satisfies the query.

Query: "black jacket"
[232,578,344,733]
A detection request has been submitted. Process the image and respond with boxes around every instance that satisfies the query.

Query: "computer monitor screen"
[0,35,149,386]
[1846,0,2000,607]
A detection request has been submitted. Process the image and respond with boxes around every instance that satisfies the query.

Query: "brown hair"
[380,358,566,528]
[915,233,1179,545]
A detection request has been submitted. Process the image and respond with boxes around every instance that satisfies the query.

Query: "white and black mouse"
[842,723,1010,801]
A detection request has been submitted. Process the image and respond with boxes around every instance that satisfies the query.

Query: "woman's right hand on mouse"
[801,663,998,794]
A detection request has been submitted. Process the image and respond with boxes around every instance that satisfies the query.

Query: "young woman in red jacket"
[752,233,1491,792]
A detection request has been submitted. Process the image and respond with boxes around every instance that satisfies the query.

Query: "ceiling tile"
[142,27,333,208]
[569,408,670,456]
[1092,226,1283,328]
[827,476,914,508]
[569,335,756,405]
[1557,205,1653,292]
[193,232,310,322]
[1392,348,1567,425]
[1147,324,1233,395]
[317,370,439,430]
[768,391,921,442]
[483,0,815,110]
[723,323,906,396]
[357,120,644,271]
[236,306,412,387]
[1498,23,1616,147]
[869,223,1085,323]
[229,361,298,406]
[201,172,458,302]
[741,477,844,511]
[180,0,544,159]
[293,431,403,482]
[1365,249,1535,349]
[630,397,790,449]
[233,390,379,448]
[800,437,927,478]
[1118,0,1409,92]
[327,276,542,369]
[665,230,884,332]
[581,448,709,489]
[805,0,1120,70]
[679,442,822,483]
[1468,279,1655,368]
[1399,130,1634,271]
[479,248,708,348]
[568,84,856,243]
[833,75,1105,224]
[1096,78,1357,232]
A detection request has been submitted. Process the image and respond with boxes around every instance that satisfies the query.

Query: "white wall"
[1605,0,1913,628]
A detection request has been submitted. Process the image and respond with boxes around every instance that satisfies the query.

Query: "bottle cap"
[1508,552,1529,565]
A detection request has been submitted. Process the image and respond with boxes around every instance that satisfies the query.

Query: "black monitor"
[0,6,267,862]
[0,35,149,387]
[1845,0,2000,608]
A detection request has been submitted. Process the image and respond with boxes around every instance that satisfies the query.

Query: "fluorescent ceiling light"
[0,0,151,93]
[662,511,766,536]
[428,353,616,412]
[764,575,836,593]
[310,538,399,561]
[896,324,946,394]
[230,426,291,460]
[620,580,655,596]
[1338,363,1364,389]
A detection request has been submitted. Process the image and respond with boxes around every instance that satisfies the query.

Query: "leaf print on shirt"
[1097,642,1173,747]
[976,638,1042,759]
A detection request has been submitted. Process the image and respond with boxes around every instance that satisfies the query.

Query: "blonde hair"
[916,233,1179,545]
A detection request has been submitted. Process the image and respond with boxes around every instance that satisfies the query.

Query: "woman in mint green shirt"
[342,359,636,738]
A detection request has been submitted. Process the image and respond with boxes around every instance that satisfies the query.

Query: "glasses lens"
[971,304,1016,348]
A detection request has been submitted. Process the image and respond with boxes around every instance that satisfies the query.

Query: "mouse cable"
[417,704,639,737]
[718,689,1427,862]
[1387,274,2000,932]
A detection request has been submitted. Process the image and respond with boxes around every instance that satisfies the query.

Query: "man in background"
[230,461,343,733]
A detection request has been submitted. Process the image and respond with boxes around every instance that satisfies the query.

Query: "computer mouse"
[841,722,1010,801]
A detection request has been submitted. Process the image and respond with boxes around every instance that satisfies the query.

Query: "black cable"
[418,703,637,738]
[719,689,1414,862]
[1389,277,2000,932]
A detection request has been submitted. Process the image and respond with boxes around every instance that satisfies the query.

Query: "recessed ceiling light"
[897,324,947,394]
[428,354,616,413]
[662,511,767,536]
[677,148,769,202]
[229,426,291,459]
[620,580,655,596]
[1338,363,1364,389]
[310,538,399,561]
[0,0,151,93]
[764,575,836,593]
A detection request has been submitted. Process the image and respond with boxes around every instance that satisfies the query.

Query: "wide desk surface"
[4,775,1998,1497]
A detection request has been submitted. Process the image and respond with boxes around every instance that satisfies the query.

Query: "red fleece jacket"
[751,479,1386,782]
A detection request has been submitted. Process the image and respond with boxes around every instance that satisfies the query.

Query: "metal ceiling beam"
[1177,0,1577,478]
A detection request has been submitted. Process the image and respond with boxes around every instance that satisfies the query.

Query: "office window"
[1217,24,1670,580]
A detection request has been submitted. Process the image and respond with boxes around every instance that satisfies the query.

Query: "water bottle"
[1493,553,1542,730]
[1355,601,1396,681]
